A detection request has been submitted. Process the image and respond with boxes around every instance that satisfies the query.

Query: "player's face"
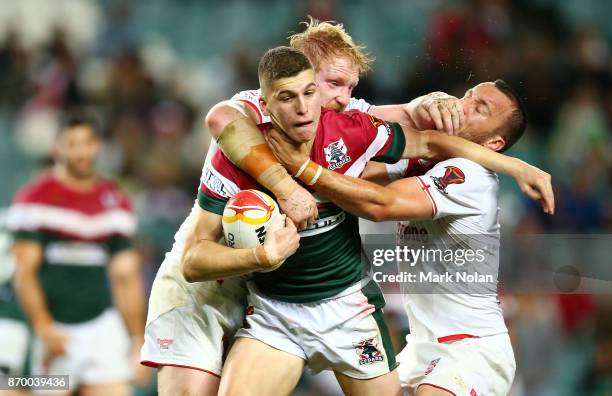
[261,69,321,143]
[458,82,514,144]
[315,56,359,112]
[56,125,100,179]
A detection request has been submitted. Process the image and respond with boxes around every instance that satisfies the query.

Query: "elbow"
[204,105,228,140]
[205,101,243,140]
[181,256,200,283]
[364,205,390,223]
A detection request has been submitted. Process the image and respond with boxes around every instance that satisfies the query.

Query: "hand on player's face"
[314,57,359,112]
[262,214,300,271]
[267,127,310,174]
[458,83,513,141]
[413,92,465,135]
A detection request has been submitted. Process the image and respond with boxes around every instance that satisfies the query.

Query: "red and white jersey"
[200,108,405,230]
[396,158,506,342]
[7,174,135,242]
[230,89,372,125]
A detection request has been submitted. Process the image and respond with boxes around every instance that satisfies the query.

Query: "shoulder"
[347,97,372,113]
[12,174,56,205]
[320,108,378,130]
[230,89,261,103]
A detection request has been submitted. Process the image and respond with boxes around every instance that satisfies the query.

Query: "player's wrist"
[293,159,323,186]
[505,157,525,177]
[252,245,282,272]
[33,315,54,335]
[261,164,298,199]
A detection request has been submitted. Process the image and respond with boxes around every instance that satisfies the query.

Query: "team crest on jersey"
[101,191,119,208]
[430,166,465,194]
[324,138,351,170]
[353,335,384,365]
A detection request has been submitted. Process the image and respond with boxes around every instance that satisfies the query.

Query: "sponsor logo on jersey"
[298,211,346,237]
[324,138,351,170]
[203,168,230,197]
[353,335,384,365]
[45,242,109,267]
[157,338,173,350]
[424,357,440,375]
[430,166,465,194]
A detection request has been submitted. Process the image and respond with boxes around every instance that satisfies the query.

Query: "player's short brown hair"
[58,110,100,138]
[493,79,527,152]
[289,16,374,75]
[258,46,313,92]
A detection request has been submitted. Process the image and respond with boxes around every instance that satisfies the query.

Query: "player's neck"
[305,138,315,156]
[53,165,98,192]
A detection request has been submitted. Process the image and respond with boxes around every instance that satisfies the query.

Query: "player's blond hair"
[289,16,374,75]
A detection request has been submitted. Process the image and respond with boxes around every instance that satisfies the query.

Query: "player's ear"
[484,135,506,152]
[259,96,269,116]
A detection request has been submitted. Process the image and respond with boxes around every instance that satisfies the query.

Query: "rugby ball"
[222,189,280,249]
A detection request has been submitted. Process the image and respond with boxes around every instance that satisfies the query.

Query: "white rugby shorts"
[237,281,397,379]
[397,332,515,396]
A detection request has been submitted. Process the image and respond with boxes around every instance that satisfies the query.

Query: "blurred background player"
[6,114,148,396]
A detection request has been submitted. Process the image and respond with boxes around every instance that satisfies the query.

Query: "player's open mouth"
[294,121,313,128]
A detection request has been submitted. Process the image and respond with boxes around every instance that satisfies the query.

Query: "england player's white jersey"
[395,158,507,342]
